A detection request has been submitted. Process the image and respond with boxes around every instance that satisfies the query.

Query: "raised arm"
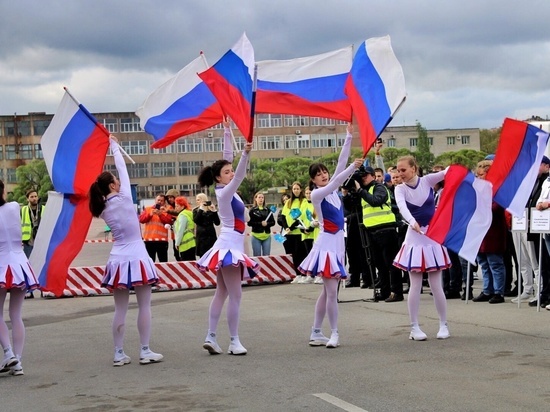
[222,120,233,162]
[110,138,131,198]
[311,159,362,202]
[334,124,353,177]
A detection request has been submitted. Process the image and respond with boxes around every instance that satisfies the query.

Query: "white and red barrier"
[43,255,296,298]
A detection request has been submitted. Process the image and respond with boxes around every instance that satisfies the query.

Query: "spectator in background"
[165,189,180,261]
[174,196,196,261]
[138,194,173,262]
[247,192,275,256]
[20,189,45,299]
[193,193,220,258]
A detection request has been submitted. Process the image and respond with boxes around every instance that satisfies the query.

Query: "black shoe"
[384,293,404,303]
[24,292,34,299]
[446,290,462,299]
[472,292,492,302]
[489,294,505,304]
[461,290,474,301]
[529,299,550,307]
[403,287,409,294]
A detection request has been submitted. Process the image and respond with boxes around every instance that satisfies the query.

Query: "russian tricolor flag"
[199,33,255,141]
[41,90,110,195]
[136,54,224,149]
[345,35,406,153]
[486,118,550,217]
[31,90,109,296]
[426,165,493,265]
[256,46,353,122]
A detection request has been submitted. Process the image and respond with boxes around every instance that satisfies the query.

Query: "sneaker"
[314,277,323,284]
[203,332,223,355]
[9,363,24,376]
[472,292,492,302]
[227,337,247,355]
[309,328,329,346]
[326,332,340,348]
[409,327,427,341]
[445,290,462,299]
[291,275,303,284]
[139,348,163,364]
[488,295,505,304]
[113,349,131,367]
[437,323,450,339]
[300,276,314,284]
[546,304,550,311]
[511,292,532,303]
[0,354,19,373]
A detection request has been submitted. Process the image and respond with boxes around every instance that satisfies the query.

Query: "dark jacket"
[247,206,276,234]
[193,207,220,257]
[479,202,507,254]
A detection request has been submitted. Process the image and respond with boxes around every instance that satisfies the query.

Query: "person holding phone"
[193,193,220,258]
[138,194,173,262]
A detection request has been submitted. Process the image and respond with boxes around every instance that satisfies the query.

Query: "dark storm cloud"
[1,0,550,128]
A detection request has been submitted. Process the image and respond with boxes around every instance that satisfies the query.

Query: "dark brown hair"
[89,172,115,217]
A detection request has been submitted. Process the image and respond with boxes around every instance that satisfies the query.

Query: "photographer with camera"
[138,194,173,262]
[355,166,403,302]
[193,193,220,258]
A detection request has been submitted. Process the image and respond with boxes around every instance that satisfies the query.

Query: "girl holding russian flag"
[89,136,163,367]
[0,179,39,376]
[197,120,258,356]
[299,124,363,348]
[393,156,450,341]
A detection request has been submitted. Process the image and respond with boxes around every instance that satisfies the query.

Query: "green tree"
[11,160,52,204]
[480,127,501,155]
[415,121,434,171]
[434,149,487,170]
[376,147,412,169]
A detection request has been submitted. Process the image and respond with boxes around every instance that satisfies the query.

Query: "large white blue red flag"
[41,90,110,195]
[136,53,224,149]
[345,35,406,154]
[199,33,255,141]
[256,46,353,122]
[31,89,110,296]
[30,192,93,296]
[426,165,493,264]
[486,118,550,217]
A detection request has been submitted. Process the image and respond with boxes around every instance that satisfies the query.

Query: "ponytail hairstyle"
[0,180,5,207]
[89,172,115,217]
[198,159,231,188]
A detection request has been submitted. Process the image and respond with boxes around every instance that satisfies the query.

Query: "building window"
[0,122,2,136]
[257,114,282,128]
[151,144,174,154]
[151,162,176,177]
[177,138,203,153]
[7,168,17,183]
[20,144,33,159]
[234,137,247,151]
[447,136,455,145]
[5,145,17,160]
[284,115,309,127]
[120,117,141,133]
[121,140,148,155]
[387,138,396,148]
[205,137,223,152]
[128,163,148,178]
[298,135,310,149]
[100,118,118,133]
[409,138,418,147]
[311,134,336,148]
[461,135,470,144]
[285,135,297,149]
[179,161,202,176]
[34,144,43,159]
[258,135,282,150]
[428,137,433,146]
[33,120,51,135]
[310,117,336,127]
[0,169,3,180]
[0,145,3,160]
[6,121,31,136]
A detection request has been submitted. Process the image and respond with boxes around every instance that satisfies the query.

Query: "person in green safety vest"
[173,196,196,261]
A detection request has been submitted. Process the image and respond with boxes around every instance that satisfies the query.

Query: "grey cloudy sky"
[1,0,549,130]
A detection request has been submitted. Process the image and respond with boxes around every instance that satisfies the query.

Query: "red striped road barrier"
[42,255,295,298]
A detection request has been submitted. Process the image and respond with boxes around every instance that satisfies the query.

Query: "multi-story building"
[0,111,480,199]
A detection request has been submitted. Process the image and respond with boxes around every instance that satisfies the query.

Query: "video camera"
[342,166,368,191]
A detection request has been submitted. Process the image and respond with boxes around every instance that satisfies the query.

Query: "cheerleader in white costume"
[197,121,258,356]
[89,137,162,366]
[299,125,362,348]
[0,179,39,375]
[393,155,450,341]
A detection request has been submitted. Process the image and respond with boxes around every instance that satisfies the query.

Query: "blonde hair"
[195,193,208,207]
[476,160,492,175]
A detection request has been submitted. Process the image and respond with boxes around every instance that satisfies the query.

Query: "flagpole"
[247,64,258,143]
[63,87,110,138]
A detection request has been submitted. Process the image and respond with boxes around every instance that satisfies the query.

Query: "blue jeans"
[477,252,505,296]
[251,236,271,256]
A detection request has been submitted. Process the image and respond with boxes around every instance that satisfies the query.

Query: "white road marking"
[313,393,368,412]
